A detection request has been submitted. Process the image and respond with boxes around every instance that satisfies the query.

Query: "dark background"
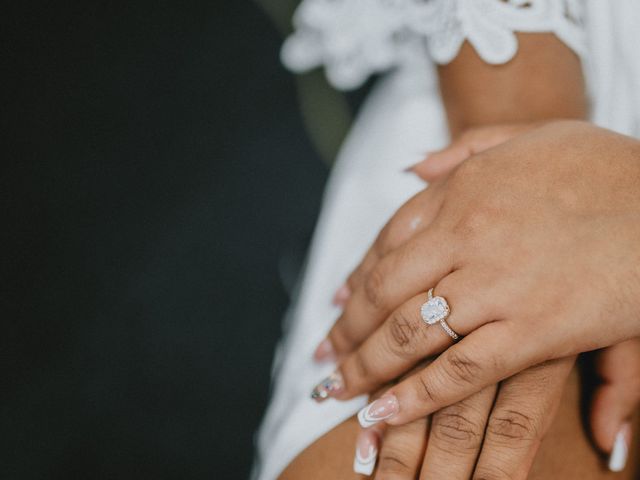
[2,2,334,478]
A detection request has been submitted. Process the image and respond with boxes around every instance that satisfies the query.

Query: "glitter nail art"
[310,371,344,402]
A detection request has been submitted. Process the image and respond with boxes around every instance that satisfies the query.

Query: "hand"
[323,122,640,477]
[355,358,574,479]
[355,343,640,478]
[406,122,542,183]
[309,121,640,436]
[327,122,541,315]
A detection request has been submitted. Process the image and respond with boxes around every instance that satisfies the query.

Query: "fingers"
[409,123,537,182]
[589,339,640,471]
[325,225,457,358]
[373,417,428,479]
[343,185,445,300]
[358,321,537,427]
[317,186,446,363]
[473,357,575,480]
[419,386,497,479]
[411,143,473,181]
[318,271,495,401]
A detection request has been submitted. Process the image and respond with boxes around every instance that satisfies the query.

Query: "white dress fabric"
[253,1,640,479]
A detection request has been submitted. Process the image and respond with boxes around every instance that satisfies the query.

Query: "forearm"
[438,33,587,138]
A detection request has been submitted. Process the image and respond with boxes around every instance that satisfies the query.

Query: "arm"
[282,34,612,480]
[438,33,586,138]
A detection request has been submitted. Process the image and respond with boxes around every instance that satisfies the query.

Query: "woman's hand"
[406,123,542,183]
[356,358,574,479]
[355,343,640,478]
[338,122,640,478]
[308,120,640,450]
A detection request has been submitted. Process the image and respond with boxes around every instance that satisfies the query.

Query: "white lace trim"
[281,0,586,90]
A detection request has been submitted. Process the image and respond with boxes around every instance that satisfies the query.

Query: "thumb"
[409,123,538,182]
[589,339,640,472]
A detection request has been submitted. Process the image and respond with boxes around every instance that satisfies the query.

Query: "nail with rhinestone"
[357,394,399,428]
[311,371,344,402]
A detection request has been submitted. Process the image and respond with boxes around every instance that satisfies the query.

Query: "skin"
[325,120,640,414]
[276,34,637,478]
[286,122,640,480]
[323,122,640,479]
[437,33,586,137]
[280,36,640,479]
[281,370,639,480]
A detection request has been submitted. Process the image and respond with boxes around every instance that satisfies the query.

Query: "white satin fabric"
[253,2,640,479]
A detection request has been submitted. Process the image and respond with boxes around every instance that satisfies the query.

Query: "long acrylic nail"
[353,429,379,476]
[313,338,336,363]
[357,394,399,428]
[609,423,631,472]
[310,371,344,402]
[332,284,351,307]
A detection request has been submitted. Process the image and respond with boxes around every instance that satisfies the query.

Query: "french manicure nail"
[332,284,351,307]
[310,371,344,402]
[357,394,399,428]
[353,429,379,476]
[609,423,630,472]
[313,338,336,363]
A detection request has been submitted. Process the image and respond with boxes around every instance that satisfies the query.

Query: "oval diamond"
[420,296,450,325]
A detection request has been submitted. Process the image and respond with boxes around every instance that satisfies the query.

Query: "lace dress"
[253,1,640,478]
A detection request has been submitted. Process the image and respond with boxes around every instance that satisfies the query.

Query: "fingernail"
[313,338,336,363]
[332,284,351,307]
[357,394,399,427]
[608,423,631,472]
[310,371,344,402]
[353,429,379,476]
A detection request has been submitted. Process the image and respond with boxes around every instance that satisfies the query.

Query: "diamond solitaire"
[420,289,450,325]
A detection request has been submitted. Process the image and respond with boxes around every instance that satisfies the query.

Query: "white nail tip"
[353,446,377,476]
[357,405,386,428]
[357,396,398,428]
[608,426,629,472]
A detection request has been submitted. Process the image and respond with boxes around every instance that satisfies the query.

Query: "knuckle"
[451,205,495,240]
[414,371,440,405]
[377,449,414,478]
[441,350,482,386]
[487,408,541,443]
[328,322,356,353]
[375,223,394,256]
[387,309,423,358]
[350,350,374,385]
[472,464,514,480]
[363,266,387,310]
[346,270,361,292]
[431,405,484,451]
[450,155,479,183]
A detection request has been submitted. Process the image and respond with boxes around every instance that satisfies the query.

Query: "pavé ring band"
[420,288,460,341]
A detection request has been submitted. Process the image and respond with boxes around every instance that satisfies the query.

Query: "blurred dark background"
[1,2,358,478]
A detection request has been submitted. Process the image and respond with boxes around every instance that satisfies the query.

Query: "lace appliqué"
[281,0,585,90]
